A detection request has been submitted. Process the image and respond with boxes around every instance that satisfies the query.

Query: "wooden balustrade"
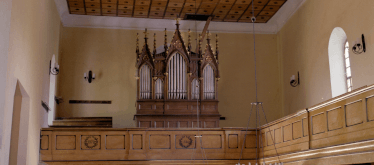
[308,85,374,149]
[258,109,309,158]
[40,127,257,162]
[41,85,374,164]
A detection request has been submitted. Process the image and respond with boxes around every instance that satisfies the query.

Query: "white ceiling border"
[54,0,306,34]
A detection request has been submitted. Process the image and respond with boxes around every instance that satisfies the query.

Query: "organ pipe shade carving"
[155,79,164,99]
[140,64,152,99]
[168,53,187,99]
[191,79,200,99]
[203,65,215,99]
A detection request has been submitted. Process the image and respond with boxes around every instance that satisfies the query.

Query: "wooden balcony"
[40,85,374,164]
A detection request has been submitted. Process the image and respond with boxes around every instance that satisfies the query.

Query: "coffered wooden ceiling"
[67,0,286,23]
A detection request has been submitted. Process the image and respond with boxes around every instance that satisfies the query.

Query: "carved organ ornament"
[135,21,221,128]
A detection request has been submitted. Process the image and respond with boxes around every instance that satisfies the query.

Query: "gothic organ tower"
[134,21,221,128]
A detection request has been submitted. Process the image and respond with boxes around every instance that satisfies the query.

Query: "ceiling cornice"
[54,0,306,34]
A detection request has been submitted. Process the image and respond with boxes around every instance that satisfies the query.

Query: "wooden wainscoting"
[40,127,257,162]
[258,109,309,157]
[308,85,374,149]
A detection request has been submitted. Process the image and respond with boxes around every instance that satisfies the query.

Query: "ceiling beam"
[196,16,212,53]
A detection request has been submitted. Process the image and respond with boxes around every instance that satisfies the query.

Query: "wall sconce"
[84,71,96,83]
[49,60,60,75]
[352,34,366,54]
[290,72,300,87]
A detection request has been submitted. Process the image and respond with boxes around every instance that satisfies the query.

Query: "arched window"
[328,27,351,97]
[203,65,215,99]
[168,53,187,99]
[140,64,151,99]
[344,41,353,92]
[155,79,164,99]
[191,79,199,99]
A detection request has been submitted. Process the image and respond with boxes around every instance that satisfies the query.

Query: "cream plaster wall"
[57,27,282,128]
[278,0,374,115]
[0,0,61,164]
[0,0,13,153]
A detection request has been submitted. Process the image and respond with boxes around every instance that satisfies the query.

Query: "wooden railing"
[40,127,257,161]
[41,85,374,164]
[259,109,309,158]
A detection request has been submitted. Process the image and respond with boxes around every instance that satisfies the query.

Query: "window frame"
[344,41,353,92]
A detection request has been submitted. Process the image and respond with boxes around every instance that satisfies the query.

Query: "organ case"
[134,21,221,128]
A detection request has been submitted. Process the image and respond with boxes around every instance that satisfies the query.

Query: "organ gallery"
[4,0,374,164]
[134,20,221,128]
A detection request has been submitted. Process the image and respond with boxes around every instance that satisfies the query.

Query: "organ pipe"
[203,65,215,99]
[192,79,199,99]
[140,64,151,99]
[155,79,163,99]
[168,53,187,99]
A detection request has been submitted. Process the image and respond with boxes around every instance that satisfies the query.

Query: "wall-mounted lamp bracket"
[352,34,366,54]
[49,60,60,75]
[290,72,300,87]
[84,70,96,83]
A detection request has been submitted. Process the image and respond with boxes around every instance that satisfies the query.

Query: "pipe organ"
[134,21,221,128]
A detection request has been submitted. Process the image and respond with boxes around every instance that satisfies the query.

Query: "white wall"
[0,0,61,164]
[0,0,13,160]
[278,0,374,115]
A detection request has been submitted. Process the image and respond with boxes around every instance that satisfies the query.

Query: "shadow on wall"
[9,80,30,165]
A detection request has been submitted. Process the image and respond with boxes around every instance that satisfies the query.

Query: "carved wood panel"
[292,121,302,140]
[244,134,256,148]
[132,134,143,149]
[283,124,292,142]
[228,134,238,149]
[176,135,196,149]
[106,135,125,150]
[40,135,49,150]
[311,113,326,135]
[56,135,76,150]
[367,96,374,121]
[327,107,344,131]
[81,135,101,150]
[201,135,222,149]
[149,135,171,149]
[274,127,282,144]
[345,100,364,127]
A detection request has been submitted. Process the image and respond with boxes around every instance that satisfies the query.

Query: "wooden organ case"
[134,22,221,128]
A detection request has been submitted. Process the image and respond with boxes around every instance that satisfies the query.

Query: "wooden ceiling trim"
[147,0,153,18]
[116,0,119,16]
[132,0,136,17]
[161,0,170,18]
[177,0,187,18]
